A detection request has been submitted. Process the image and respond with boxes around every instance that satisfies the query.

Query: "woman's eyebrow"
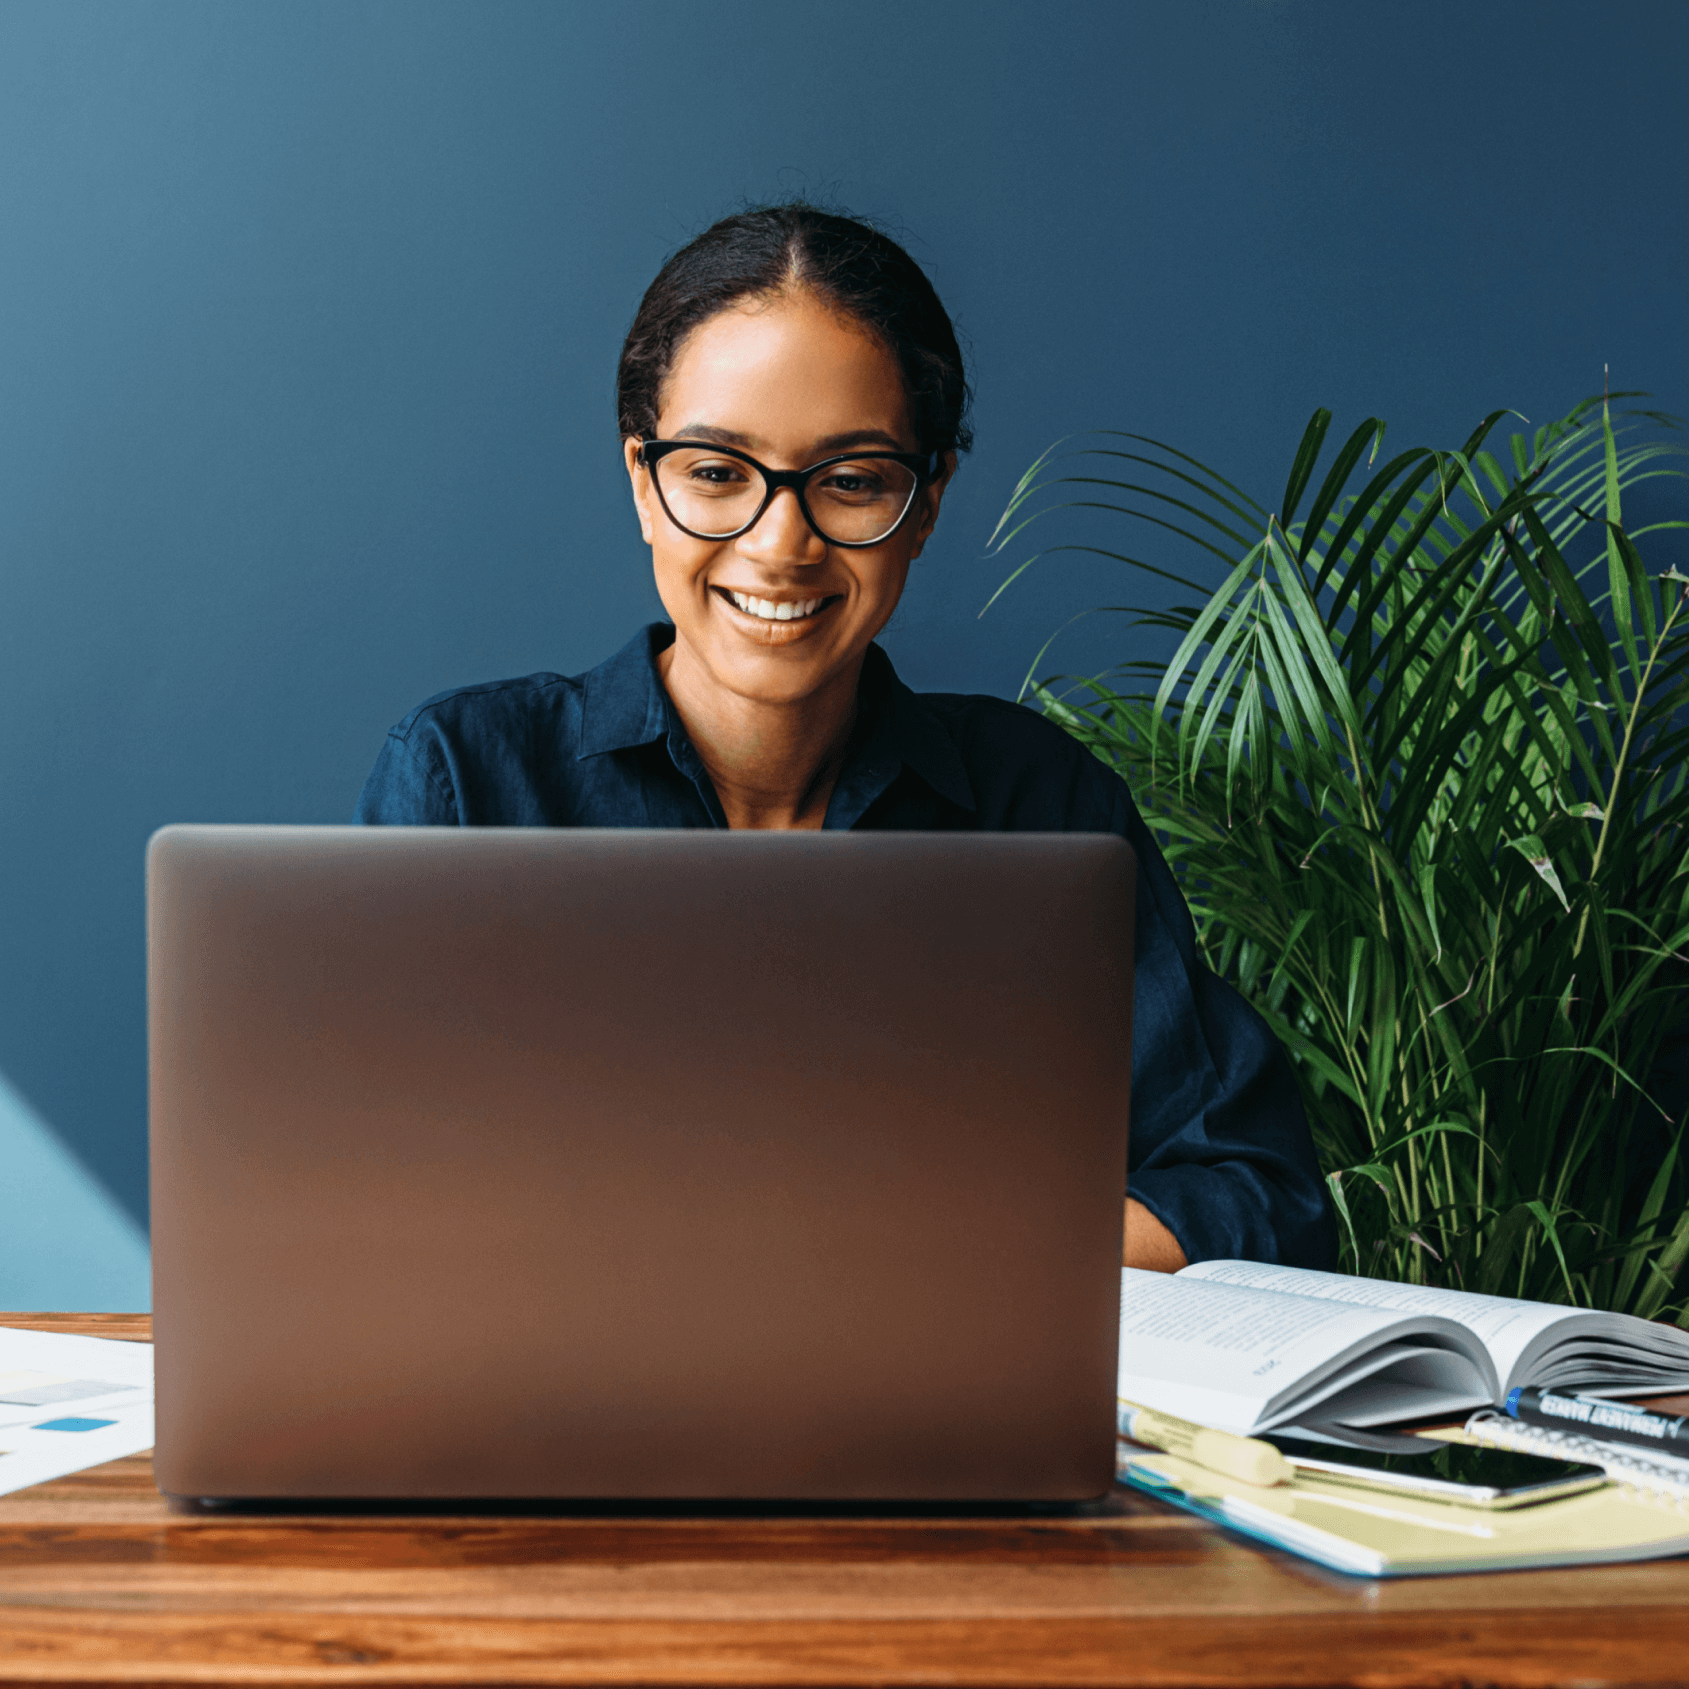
[668,424,910,454]
[672,424,757,446]
[811,429,907,452]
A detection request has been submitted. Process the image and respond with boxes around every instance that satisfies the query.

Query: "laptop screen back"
[148,827,1135,1501]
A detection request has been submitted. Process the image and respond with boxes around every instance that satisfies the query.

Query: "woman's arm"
[1124,1196,1187,1272]
[1099,777,1337,1271]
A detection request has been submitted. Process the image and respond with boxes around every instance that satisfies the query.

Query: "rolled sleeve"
[1102,779,1336,1269]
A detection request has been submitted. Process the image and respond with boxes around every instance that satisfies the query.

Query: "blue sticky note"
[32,1417,116,1433]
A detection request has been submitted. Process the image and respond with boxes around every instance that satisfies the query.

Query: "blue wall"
[1,0,1685,1307]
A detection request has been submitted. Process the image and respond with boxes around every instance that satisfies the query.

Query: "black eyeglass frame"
[638,438,936,549]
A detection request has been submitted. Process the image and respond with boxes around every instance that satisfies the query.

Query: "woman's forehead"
[658,292,916,455]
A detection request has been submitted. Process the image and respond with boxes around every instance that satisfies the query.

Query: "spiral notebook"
[1461,1410,1689,1505]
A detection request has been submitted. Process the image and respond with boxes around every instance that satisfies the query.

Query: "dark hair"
[617,203,973,460]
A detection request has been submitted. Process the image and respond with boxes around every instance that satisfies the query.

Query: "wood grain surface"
[2,1314,1688,1688]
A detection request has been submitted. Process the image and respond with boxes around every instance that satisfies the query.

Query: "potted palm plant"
[989,395,1689,1316]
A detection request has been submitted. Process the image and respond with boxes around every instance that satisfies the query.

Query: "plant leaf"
[1506,834,1571,913]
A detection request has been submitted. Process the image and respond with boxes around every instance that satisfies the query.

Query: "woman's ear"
[907,450,957,560]
[623,437,656,545]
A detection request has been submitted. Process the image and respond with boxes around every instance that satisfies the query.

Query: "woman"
[356,203,1335,1275]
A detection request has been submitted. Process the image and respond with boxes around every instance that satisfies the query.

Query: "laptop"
[147,826,1135,1502]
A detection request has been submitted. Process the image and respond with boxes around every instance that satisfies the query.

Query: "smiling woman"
[626,290,944,830]
[354,203,1336,1275]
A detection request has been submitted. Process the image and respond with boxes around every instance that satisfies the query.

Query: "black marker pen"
[1504,1387,1689,1459]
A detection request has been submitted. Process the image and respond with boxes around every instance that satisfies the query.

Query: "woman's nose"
[737,486,826,565]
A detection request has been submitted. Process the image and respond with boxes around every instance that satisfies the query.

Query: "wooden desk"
[3,1314,1688,1687]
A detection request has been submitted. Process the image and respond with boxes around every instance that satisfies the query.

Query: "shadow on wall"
[0,1073,150,1312]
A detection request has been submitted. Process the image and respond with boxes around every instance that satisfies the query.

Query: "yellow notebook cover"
[1122,1448,1689,1576]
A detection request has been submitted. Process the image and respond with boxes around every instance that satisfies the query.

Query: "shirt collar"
[577,622,976,816]
[846,643,976,815]
[577,624,677,757]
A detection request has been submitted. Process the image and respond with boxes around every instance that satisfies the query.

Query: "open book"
[1118,1261,1689,1441]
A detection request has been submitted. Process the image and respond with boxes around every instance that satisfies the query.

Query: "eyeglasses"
[638,439,934,549]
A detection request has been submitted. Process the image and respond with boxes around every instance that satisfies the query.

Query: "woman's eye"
[686,461,749,489]
[817,470,887,500]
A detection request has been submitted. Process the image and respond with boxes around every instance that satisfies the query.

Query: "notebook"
[1121,1443,1689,1576]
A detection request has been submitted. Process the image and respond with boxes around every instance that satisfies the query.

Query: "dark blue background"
[2,0,1685,1238]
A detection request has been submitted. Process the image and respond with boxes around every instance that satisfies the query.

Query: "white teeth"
[727,591,825,622]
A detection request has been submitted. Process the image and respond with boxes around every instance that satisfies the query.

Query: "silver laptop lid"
[148,827,1134,1501]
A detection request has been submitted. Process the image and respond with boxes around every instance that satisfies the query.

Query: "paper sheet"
[0,1325,153,1498]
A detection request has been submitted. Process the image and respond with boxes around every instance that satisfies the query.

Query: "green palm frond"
[993,395,1689,1315]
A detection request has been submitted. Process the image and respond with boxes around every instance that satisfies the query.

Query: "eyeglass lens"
[652,449,919,545]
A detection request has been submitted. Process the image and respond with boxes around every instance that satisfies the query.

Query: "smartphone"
[1264,1435,1606,1509]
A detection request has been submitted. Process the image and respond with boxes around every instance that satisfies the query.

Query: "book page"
[1179,1262,1579,1390]
[1116,1268,1485,1432]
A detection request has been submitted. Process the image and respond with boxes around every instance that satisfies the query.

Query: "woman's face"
[624,289,950,709]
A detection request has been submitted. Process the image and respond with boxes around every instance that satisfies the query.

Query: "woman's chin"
[675,617,862,707]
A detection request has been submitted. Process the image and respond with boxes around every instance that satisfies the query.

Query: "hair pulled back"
[617,203,973,461]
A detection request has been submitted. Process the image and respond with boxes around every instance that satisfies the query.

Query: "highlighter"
[1118,1399,1291,1488]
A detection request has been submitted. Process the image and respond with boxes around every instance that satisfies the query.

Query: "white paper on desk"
[0,1325,153,1498]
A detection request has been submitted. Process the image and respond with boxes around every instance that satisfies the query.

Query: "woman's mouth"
[719,589,836,623]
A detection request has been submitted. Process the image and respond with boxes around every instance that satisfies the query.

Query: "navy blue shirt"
[356,623,1335,1269]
